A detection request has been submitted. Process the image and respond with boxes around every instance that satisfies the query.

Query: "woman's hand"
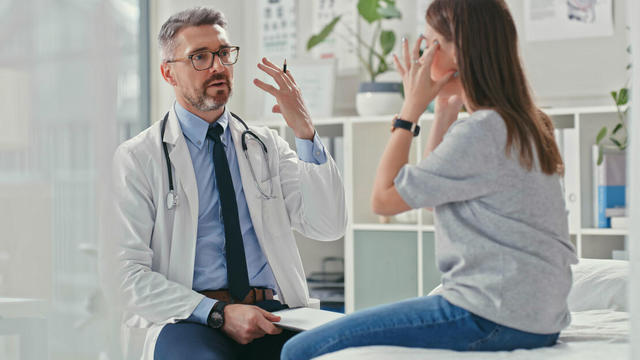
[253,57,315,140]
[393,37,456,122]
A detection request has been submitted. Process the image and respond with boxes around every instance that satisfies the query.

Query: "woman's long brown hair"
[427,0,563,175]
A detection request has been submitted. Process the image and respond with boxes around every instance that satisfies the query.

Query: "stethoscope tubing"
[160,111,274,210]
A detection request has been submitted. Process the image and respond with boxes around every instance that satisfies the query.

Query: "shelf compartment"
[353,230,417,311]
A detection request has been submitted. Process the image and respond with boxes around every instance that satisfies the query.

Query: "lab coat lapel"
[163,108,199,285]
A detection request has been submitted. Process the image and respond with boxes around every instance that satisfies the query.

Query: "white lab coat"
[111,107,347,359]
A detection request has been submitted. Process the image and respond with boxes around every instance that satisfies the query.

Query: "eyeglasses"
[166,46,240,71]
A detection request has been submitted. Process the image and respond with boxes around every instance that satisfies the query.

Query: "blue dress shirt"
[174,102,327,325]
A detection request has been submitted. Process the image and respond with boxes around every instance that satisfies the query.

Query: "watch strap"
[207,301,227,329]
[392,117,420,137]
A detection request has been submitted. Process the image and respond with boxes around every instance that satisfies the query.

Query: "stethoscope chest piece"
[166,190,177,210]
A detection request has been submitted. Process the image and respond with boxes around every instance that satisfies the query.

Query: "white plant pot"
[356,82,403,116]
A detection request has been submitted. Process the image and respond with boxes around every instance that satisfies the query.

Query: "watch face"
[209,311,224,328]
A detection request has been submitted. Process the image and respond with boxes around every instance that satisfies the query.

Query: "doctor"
[111,7,346,360]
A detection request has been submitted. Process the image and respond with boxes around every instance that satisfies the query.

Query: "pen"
[283,58,287,74]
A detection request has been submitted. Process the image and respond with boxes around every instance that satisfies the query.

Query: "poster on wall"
[258,0,298,120]
[259,0,298,59]
[262,59,336,119]
[311,0,358,73]
[524,0,613,42]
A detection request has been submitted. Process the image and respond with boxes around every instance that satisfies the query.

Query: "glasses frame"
[166,46,240,71]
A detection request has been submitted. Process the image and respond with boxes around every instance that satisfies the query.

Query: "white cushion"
[426,258,629,312]
[568,258,628,312]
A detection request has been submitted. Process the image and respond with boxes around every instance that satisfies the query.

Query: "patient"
[280,0,578,359]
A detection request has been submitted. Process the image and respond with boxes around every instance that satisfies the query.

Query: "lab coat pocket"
[255,173,280,200]
[260,175,287,237]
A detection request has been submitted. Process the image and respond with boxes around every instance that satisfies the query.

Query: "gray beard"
[185,86,232,112]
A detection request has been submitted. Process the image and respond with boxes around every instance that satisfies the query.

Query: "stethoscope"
[161,111,275,210]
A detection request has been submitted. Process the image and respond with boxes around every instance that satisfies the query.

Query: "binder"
[562,129,580,233]
[592,146,626,228]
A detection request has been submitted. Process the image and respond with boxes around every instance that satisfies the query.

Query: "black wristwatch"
[392,116,420,137]
[207,301,227,329]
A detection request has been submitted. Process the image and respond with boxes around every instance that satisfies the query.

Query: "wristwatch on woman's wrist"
[207,301,227,329]
[391,115,420,137]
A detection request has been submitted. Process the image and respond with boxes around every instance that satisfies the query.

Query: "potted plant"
[307,0,403,116]
[595,43,631,164]
[591,44,630,228]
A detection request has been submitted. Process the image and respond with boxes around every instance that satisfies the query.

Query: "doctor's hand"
[253,57,315,140]
[222,304,282,345]
[393,36,456,123]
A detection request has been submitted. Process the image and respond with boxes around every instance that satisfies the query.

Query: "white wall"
[150,0,629,120]
[507,0,629,108]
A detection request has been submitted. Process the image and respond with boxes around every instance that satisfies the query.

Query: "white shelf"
[352,223,419,231]
[257,105,623,127]
[580,228,628,236]
[352,223,436,232]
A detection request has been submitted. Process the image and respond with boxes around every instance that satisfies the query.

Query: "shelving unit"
[256,105,627,314]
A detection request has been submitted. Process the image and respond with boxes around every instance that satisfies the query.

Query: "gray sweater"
[395,109,577,334]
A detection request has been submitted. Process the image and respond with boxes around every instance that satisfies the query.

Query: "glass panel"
[353,122,417,224]
[0,0,147,358]
[422,231,441,295]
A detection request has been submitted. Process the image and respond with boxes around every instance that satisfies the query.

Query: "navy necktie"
[207,123,250,302]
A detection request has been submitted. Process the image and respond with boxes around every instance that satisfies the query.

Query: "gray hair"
[158,7,227,62]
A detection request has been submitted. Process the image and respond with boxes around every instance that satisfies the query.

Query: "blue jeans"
[281,295,559,360]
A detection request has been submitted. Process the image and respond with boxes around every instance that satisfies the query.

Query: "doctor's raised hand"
[253,57,315,140]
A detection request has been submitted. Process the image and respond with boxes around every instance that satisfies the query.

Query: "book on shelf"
[592,146,626,228]
[605,207,626,218]
[610,216,628,229]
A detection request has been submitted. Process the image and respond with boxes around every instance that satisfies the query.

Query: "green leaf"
[377,4,402,19]
[597,145,603,166]
[377,59,389,74]
[610,90,617,102]
[610,137,622,149]
[596,126,607,144]
[627,63,633,70]
[617,88,629,106]
[358,0,381,23]
[379,30,396,55]
[612,123,623,135]
[306,16,342,50]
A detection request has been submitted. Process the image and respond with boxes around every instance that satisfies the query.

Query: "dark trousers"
[154,300,297,360]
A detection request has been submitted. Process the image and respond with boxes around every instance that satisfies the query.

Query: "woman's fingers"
[412,35,424,64]
[393,53,405,77]
[402,37,411,71]
[272,104,281,113]
[420,40,439,67]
